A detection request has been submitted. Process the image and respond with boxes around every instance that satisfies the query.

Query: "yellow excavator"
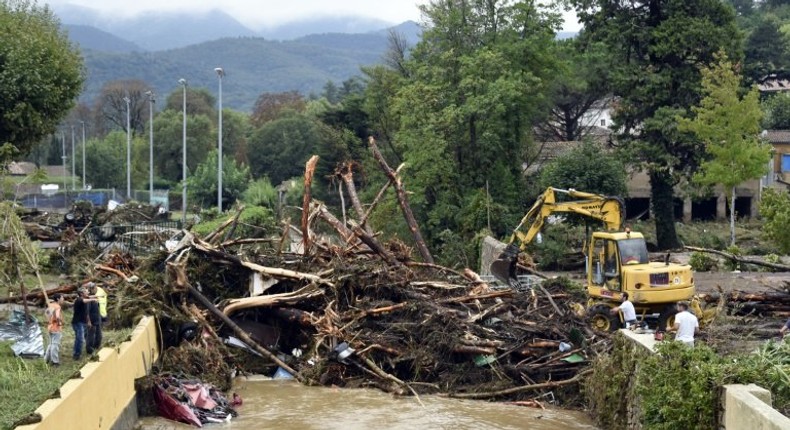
[490,187,711,332]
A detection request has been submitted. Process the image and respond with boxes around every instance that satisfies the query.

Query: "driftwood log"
[685,246,790,271]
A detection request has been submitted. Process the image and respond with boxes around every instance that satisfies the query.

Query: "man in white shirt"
[669,301,699,346]
[610,292,637,328]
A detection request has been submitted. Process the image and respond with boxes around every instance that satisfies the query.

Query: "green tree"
[571,0,742,249]
[763,92,790,129]
[151,110,214,183]
[247,115,325,184]
[220,109,251,165]
[534,40,612,142]
[164,87,216,118]
[250,91,307,127]
[186,149,250,209]
[743,15,790,82]
[394,0,561,247]
[82,132,126,189]
[760,187,790,253]
[538,141,628,197]
[0,0,84,155]
[678,53,771,245]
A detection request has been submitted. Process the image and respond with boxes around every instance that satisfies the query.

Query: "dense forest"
[16,0,790,268]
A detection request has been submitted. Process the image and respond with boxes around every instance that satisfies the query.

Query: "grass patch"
[0,308,132,430]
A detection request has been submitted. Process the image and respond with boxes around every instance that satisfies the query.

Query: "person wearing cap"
[44,294,65,366]
[668,301,699,347]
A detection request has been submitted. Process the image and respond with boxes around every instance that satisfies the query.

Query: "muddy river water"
[138,378,597,429]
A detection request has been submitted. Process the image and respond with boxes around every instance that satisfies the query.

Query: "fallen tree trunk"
[187,283,308,384]
[684,246,790,271]
[445,369,593,399]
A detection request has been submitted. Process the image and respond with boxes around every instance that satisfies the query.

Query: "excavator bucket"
[490,243,521,287]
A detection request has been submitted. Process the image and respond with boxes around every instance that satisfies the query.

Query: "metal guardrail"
[85,220,182,254]
[480,274,544,292]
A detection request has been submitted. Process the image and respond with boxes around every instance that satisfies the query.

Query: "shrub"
[242,177,277,209]
[638,342,726,430]
[688,251,718,272]
[722,245,742,271]
[637,339,790,429]
[760,188,790,253]
[191,206,275,239]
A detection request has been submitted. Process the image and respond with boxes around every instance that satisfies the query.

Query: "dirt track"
[693,271,790,294]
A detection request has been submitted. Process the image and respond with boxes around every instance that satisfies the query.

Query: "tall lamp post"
[179,79,188,223]
[61,132,66,196]
[80,121,86,189]
[145,90,155,203]
[70,125,75,190]
[215,67,224,212]
[123,96,131,199]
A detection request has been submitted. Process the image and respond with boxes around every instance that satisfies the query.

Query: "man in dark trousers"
[86,283,103,354]
[71,287,90,360]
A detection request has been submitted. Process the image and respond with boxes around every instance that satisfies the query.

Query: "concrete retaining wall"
[721,384,790,430]
[17,316,159,430]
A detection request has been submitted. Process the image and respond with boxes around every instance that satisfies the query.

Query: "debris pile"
[701,287,790,318]
[18,201,169,242]
[91,146,606,407]
[103,225,600,404]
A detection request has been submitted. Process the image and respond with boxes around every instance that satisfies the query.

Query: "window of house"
[600,119,606,126]
[782,154,790,172]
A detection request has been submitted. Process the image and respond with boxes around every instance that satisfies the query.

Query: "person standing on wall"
[86,284,103,355]
[610,292,637,329]
[668,301,699,347]
[44,293,65,366]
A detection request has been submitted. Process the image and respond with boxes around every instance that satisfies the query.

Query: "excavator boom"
[491,187,625,285]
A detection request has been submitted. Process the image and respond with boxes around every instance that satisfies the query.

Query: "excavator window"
[618,238,649,265]
[591,239,605,285]
[590,239,619,287]
[602,240,621,291]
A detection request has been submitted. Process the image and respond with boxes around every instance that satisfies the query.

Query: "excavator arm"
[491,187,625,285]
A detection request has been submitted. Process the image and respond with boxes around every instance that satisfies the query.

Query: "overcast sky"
[44,0,430,29]
[43,0,580,31]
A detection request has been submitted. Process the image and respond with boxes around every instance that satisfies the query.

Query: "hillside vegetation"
[80,35,391,111]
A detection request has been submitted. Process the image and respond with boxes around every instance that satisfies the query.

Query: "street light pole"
[81,121,86,189]
[70,125,75,190]
[179,79,188,223]
[61,132,66,194]
[123,96,131,199]
[145,91,155,203]
[215,67,224,212]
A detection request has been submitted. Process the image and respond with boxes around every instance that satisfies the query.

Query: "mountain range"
[52,3,575,112]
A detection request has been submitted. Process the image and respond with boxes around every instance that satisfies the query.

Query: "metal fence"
[85,220,183,254]
[17,189,175,211]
